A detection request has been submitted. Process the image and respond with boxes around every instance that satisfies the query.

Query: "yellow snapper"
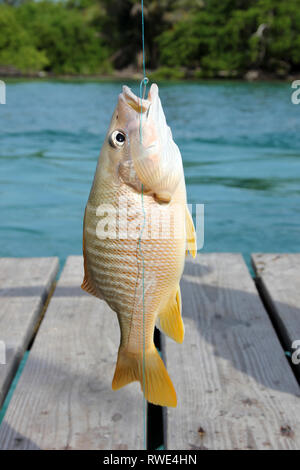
[82,83,196,407]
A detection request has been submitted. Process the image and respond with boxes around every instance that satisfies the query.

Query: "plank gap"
[254,276,300,387]
[27,281,57,351]
[0,352,29,426]
[147,328,164,450]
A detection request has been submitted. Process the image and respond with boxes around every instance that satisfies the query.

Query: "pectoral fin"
[132,143,182,202]
[157,287,184,343]
[185,206,197,258]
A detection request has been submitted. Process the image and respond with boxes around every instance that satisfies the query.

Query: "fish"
[82,83,196,407]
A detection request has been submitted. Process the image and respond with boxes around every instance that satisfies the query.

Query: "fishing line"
[138,0,149,451]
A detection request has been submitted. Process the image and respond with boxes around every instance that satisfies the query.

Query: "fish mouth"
[120,84,158,114]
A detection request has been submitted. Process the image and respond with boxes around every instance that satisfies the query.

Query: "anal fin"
[157,288,184,343]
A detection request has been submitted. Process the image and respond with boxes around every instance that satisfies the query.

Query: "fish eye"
[109,130,126,148]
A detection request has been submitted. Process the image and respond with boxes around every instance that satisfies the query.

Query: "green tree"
[0,4,48,72]
[1,0,300,78]
[156,0,300,77]
[16,1,108,74]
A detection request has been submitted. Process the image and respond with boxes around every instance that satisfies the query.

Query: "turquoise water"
[0,80,299,267]
[0,352,28,425]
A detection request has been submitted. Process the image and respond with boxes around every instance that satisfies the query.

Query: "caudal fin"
[112,346,177,407]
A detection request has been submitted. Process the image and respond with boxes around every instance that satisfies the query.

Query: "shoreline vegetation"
[1,0,300,82]
[2,68,300,83]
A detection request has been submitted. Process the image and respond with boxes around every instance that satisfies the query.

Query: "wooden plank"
[252,253,300,377]
[0,257,58,409]
[0,256,144,450]
[164,254,300,450]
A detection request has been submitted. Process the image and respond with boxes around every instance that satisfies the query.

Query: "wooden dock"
[0,254,299,450]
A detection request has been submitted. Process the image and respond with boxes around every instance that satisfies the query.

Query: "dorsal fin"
[185,206,197,258]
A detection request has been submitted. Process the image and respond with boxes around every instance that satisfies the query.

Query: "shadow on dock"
[180,259,300,397]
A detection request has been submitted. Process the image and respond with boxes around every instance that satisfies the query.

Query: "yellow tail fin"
[112,346,177,407]
[157,288,184,343]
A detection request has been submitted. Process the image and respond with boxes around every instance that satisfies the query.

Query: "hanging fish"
[82,83,196,407]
